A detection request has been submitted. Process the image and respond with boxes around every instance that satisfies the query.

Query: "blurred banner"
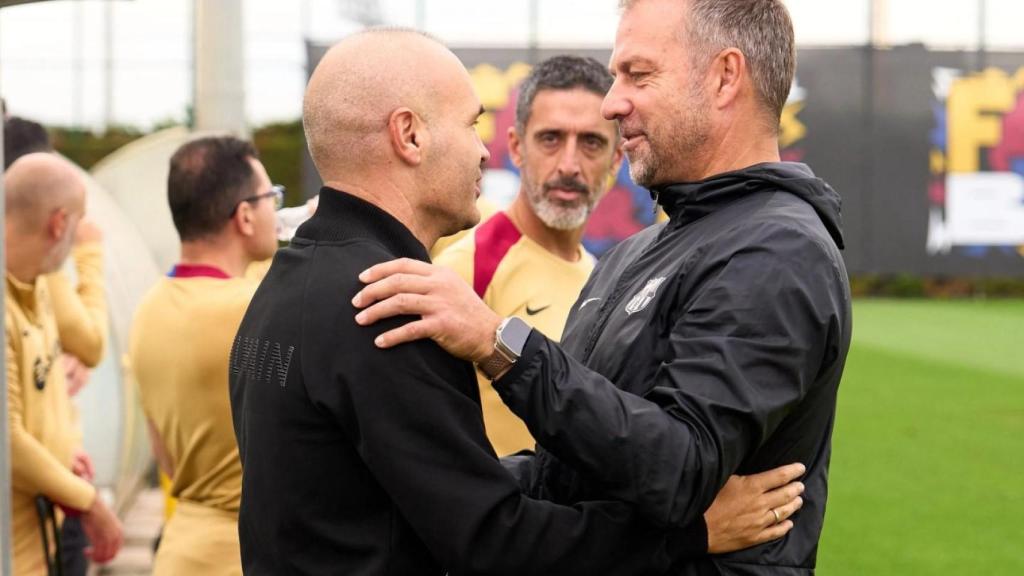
[305,42,1024,277]
[797,46,1024,277]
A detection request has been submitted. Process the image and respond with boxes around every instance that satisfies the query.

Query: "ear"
[48,208,68,242]
[232,201,257,238]
[711,47,745,110]
[507,125,524,169]
[388,107,426,166]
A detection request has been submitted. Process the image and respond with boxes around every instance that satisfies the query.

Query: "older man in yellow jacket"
[4,153,122,575]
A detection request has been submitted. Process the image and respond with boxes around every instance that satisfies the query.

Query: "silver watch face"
[497,317,532,358]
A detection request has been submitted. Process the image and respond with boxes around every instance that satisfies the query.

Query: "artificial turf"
[816,299,1024,574]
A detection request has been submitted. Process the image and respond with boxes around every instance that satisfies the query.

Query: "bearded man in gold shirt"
[128,136,279,575]
[4,153,122,575]
[434,55,624,456]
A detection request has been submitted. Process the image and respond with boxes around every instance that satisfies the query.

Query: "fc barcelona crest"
[625,277,666,315]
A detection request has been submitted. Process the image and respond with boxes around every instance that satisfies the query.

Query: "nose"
[478,133,491,165]
[557,137,582,178]
[601,78,632,121]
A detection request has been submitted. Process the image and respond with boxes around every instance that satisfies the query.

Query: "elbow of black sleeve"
[499,451,536,493]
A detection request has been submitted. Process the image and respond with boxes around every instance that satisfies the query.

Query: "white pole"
[301,0,311,42]
[193,0,247,135]
[870,0,888,48]
[72,0,84,126]
[977,0,987,70]
[528,0,538,64]
[103,0,115,130]
[0,55,13,576]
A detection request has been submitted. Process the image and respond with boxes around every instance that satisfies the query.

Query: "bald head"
[5,153,87,279]
[5,152,85,231]
[303,28,471,181]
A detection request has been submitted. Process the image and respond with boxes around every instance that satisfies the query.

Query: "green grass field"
[816,299,1024,575]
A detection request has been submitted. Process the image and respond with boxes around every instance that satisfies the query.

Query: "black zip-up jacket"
[496,163,852,575]
[229,188,708,575]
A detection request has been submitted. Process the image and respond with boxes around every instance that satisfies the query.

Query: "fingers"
[97,526,123,564]
[757,519,795,544]
[82,455,96,481]
[82,501,124,564]
[355,293,432,328]
[354,271,438,309]
[85,540,115,564]
[372,320,431,349]
[358,258,433,284]
[353,270,435,308]
[88,545,108,564]
[763,479,805,511]
[751,462,805,491]
[773,495,804,524]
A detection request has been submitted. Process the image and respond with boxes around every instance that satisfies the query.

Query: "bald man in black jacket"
[230,27,803,576]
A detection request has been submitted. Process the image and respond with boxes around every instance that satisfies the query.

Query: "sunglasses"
[229,185,285,218]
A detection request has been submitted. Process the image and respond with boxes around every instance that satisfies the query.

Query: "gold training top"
[129,275,258,512]
[6,272,96,576]
[434,212,594,456]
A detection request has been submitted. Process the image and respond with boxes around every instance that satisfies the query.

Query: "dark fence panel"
[305,41,1024,277]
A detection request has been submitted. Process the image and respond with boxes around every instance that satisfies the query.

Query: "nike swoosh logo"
[579,297,601,311]
[525,304,551,316]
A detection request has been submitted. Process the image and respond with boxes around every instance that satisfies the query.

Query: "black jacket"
[496,163,852,575]
[229,188,707,575]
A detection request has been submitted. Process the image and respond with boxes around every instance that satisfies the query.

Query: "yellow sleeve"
[47,242,107,367]
[6,325,96,511]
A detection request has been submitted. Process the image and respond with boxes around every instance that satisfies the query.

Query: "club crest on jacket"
[625,277,667,315]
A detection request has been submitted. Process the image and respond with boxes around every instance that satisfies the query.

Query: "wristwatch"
[477,317,533,380]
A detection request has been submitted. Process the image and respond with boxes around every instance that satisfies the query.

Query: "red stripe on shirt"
[473,212,521,299]
[169,264,231,279]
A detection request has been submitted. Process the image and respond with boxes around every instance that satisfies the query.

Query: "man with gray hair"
[231,28,805,575]
[434,55,625,456]
[357,1,852,573]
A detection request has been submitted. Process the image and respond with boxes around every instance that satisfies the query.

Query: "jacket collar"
[649,162,845,249]
[293,187,431,262]
[5,271,41,322]
[650,167,761,228]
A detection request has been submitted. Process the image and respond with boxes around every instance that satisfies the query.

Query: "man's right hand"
[703,463,806,554]
[81,495,123,564]
[74,219,103,245]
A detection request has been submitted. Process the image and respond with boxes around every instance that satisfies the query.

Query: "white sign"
[945,172,1024,246]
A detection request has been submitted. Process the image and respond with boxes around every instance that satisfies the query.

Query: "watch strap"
[478,346,515,380]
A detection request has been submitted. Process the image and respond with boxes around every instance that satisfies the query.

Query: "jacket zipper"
[579,220,680,363]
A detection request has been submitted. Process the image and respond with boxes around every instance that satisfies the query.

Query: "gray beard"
[527,188,592,231]
[627,149,659,188]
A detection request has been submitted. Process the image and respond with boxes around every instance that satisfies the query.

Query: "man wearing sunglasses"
[128,136,280,575]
